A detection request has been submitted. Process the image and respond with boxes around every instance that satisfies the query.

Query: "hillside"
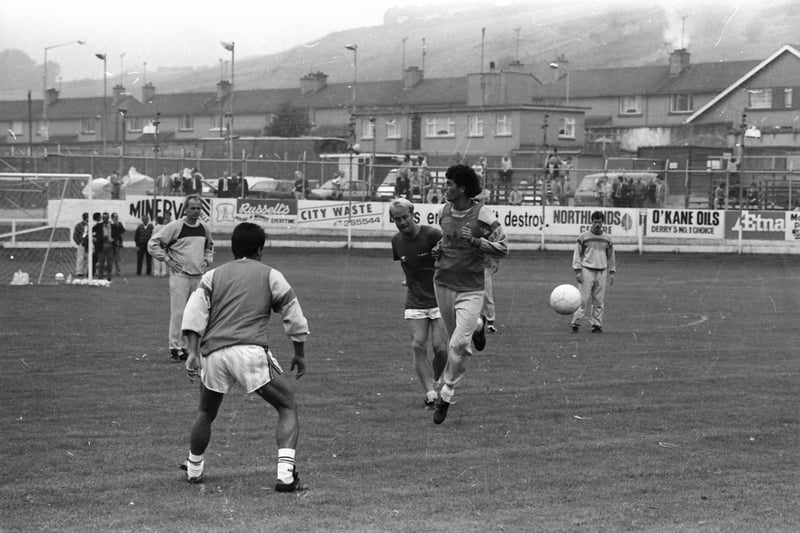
[6,0,800,100]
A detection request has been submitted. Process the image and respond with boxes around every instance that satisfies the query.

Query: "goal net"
[0,172,94,285]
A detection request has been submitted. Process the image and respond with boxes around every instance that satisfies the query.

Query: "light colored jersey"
[434,201,508,292]
[147,218,214,275]
[572,230,616,272]
[181,258,309,356]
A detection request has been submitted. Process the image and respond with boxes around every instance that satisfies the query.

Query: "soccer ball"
[55,272,65,282]
[549,284,582,315]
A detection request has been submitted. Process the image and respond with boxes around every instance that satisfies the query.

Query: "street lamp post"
[95,53,108,152]
[347,143,361,249]
[345,44,358,139]
[153,112,161,220]
[118,107,127,174]
[42,40,85,139]
[549,54,570,105]
[221,41,235,174]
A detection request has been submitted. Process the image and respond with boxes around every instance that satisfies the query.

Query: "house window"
[467,116,484,137]
[386,119,401,139]
[81,118,97,134]
[495,114,512,136]
[127,118,143,133]
[9,121,23,135]
[559,117,576,139]
[670,93,694,113]
[361,119,375,139]
[784,88,793,108]
[209,115,225,133]
[179,115,194,131]
[425,117,455,137]
[747,89,772,109]
[619,95,642,115]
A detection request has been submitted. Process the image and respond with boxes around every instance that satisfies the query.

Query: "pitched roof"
[654,60,759,94]
[686,44,800,123]
[535,58,759,100]
[136,92,219,118]
[46,96,141,120]
[0,99,37,121]
[298,78,467,110]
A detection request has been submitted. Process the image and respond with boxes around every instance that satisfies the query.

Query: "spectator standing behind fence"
[217,171,232,198]
[73,212,89,277]
[655,174,667,208]
[147,195,214,362]
[182,168,201,196]
[293,171,308,200]
[111,212,125,276]
[236,172,249,198]
[134,215,154,276]
[156,173,172,195]
[714,183,726,210]
[109,171,122,200]
[633,178,646,208]
[546,148,563,180]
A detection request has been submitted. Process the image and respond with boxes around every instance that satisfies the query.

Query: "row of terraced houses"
[2,44,800,171]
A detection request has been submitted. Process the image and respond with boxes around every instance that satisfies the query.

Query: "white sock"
[475,316,484,331]
[440,384,454,403]
[186,452,204,477]
[277,448,296,483]
[426,390,438,403]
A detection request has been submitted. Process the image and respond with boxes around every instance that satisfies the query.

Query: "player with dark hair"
[180,222,310,492]
[571,211,616,333]
[390,198,448,408]
[431,164,509,424]
[148,195,214,361]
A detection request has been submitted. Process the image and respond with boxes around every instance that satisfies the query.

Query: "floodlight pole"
[42,40,85,139]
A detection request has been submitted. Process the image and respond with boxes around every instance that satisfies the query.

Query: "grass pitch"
[2,249,800,532]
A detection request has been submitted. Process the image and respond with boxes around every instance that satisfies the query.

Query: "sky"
[1,0,726,83]
[0,0,457,81]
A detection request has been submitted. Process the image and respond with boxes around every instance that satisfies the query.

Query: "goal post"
[0,172,94,285]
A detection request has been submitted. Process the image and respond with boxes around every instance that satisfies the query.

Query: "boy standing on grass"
[571,211,616,333]
[431,164,509,425]
[390,198,449,409]
[180,222,310,492]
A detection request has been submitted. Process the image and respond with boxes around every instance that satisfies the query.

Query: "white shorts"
[404,307,442,320]
[201,345,284,394]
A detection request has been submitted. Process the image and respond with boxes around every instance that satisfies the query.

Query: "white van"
[574,172,657,206]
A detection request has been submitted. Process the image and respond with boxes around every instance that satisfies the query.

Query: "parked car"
[307,179,371,201]
[574,172,657,207]
[376,170,399,201]
[248,178,295,200]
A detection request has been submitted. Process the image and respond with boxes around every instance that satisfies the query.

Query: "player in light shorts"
[391,198,449,409]
[181,222,309,492]
[200,345,284,394]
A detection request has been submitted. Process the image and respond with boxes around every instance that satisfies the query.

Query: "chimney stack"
[669,48,690,77]
[216,80,232,100]
[403,66,424,89]
[300,71,328,95]
[45,88,59,107]
[112,84,126,106]
[142,82,156,102]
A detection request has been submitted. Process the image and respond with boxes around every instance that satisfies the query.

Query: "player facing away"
[571,211,616,333]
[180,222,310,492]
[390,198,449,408]
[432,164,509,424]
